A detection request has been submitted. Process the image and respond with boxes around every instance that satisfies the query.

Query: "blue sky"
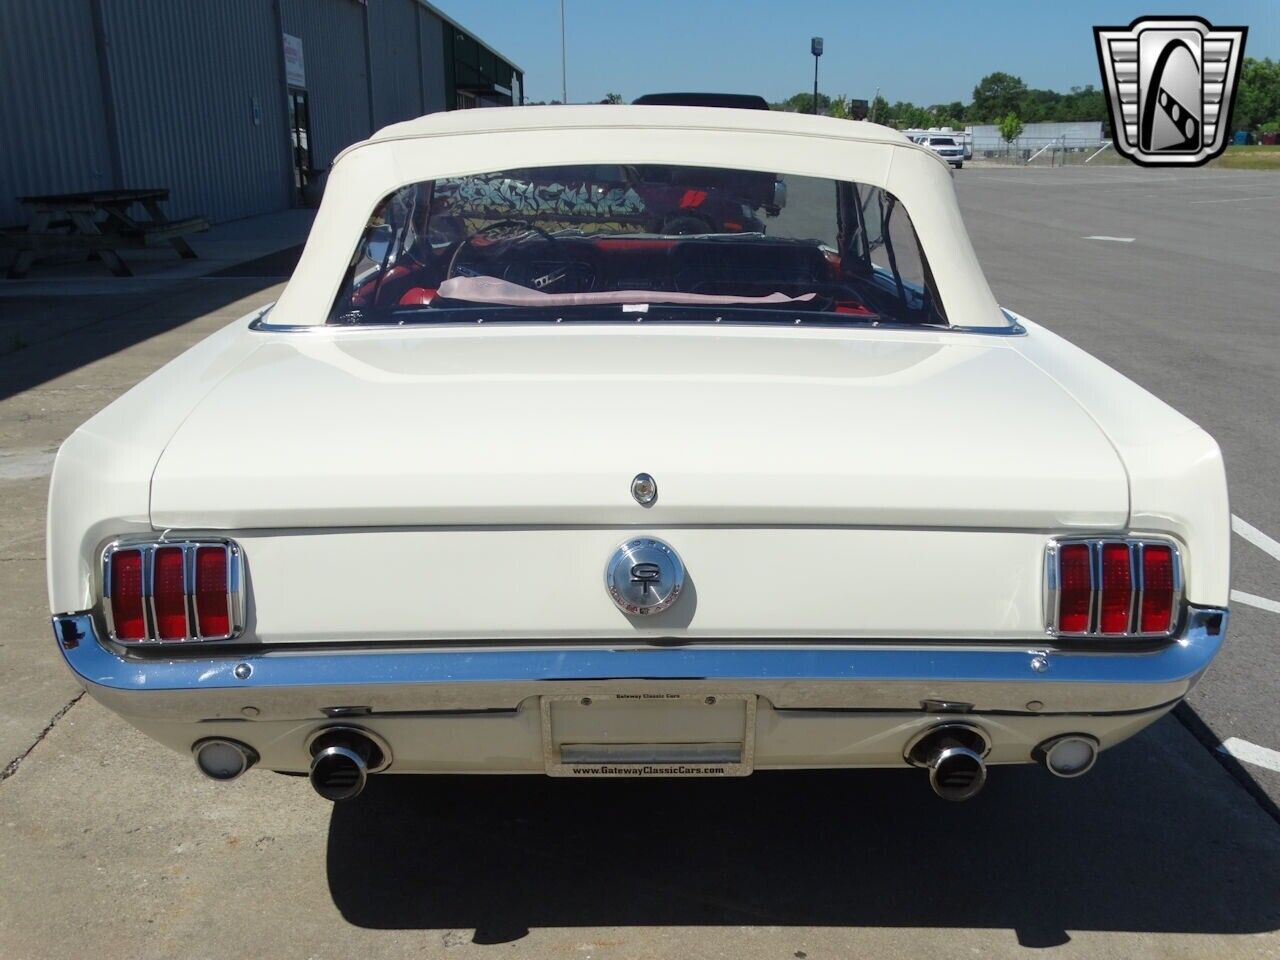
[436,0,1278,106]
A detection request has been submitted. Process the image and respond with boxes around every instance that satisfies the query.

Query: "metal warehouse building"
[0,0,522,228]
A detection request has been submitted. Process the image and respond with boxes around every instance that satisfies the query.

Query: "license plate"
[541,693,756,777]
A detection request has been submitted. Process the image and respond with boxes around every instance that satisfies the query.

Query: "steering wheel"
[447,220,557,278]
[446,220,603,294]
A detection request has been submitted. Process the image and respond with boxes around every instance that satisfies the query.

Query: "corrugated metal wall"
[98,0,291,223]
[418,9,447,115]
[0,0,506,228]
[0,0,114,227]
[368,0,424,129]
[279,0,370,170]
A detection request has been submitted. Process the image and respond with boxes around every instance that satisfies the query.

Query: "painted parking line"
[1188,195,1280,205]
[1082,235,1135,242]
[1231,590,1280,614]
[1233,514,1280,564]
[1217,737,1280,774]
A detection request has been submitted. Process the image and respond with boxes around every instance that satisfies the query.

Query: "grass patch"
[1211,145,1280,170]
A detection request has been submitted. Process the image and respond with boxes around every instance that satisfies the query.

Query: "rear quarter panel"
[46,313,264,614]
[1009,313,1230,607]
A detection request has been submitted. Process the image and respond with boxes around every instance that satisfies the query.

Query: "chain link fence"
[972,138,1122,166]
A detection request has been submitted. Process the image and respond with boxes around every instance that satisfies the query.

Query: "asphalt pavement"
[0,167,1277,959]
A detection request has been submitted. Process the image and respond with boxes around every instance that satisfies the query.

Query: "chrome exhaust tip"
[306,726,389,802]
[310,744,369,801]
[193,738,257,781]
[905,722,990,801]
[928,746,987,801]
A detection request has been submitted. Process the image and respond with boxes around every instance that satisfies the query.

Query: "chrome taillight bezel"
[102,538,244,644]
[1044,537,1183,639]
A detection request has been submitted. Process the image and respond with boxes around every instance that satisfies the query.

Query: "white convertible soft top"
[272,105,1010,329]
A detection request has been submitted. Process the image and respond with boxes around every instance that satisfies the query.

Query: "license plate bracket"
[541,693,756,777]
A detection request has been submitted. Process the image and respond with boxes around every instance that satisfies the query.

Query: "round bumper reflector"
[1038,734,1099,778]
[193,738,257,781]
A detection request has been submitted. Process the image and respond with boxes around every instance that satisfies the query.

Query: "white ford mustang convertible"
[48,106,1229,802]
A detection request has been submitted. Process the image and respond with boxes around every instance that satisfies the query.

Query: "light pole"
[811,37,823,115]
[560,0,568,104]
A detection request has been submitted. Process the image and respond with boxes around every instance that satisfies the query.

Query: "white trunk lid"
[150,327,1127,530]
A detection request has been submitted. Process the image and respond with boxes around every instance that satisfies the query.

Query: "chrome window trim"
[1045,536,1183,640]
[246,307,1027,337]
[250,315,1028,336]
[101,538,244,645]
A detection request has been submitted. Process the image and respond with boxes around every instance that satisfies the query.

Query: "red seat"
[398,287,437,305]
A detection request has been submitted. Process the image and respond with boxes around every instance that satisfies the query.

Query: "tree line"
[771,60,1280,137]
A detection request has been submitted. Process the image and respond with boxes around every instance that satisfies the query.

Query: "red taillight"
[1058,543,1093,633]
[195,546,230,638]
[1140,544,1175,634]
[1099,543,1133,634]
[105,540,240,643]
[108,549,146,641]
[153,546,188,640]
[1050,538,1180,638]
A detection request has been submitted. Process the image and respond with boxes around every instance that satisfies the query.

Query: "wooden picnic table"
[1,188,208,278]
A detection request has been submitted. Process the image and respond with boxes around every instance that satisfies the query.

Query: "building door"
[287,88,312,196]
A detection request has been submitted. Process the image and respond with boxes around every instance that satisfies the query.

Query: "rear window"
[331,164,948,328]
[930,137,957,146]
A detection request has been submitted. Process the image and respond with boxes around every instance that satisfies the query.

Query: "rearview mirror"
[365,223,394,265]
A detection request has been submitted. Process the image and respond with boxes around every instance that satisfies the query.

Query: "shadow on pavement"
[205,244,303,278]
[0,276,283,403]
[326,716,1280,946]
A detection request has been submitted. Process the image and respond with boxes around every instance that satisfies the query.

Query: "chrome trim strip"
[248,308,1027,337]
[52,607,1227,720]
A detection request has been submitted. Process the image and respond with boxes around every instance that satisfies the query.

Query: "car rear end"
[46,108,1229,802]
[48,319,1229,801]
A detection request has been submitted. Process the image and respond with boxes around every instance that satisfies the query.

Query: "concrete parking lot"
[1,167,1278,959]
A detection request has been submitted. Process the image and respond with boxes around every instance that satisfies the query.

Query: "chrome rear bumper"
[52,608,1227,722]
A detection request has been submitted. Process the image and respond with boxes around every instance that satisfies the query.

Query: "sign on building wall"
[282,33,306,88]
